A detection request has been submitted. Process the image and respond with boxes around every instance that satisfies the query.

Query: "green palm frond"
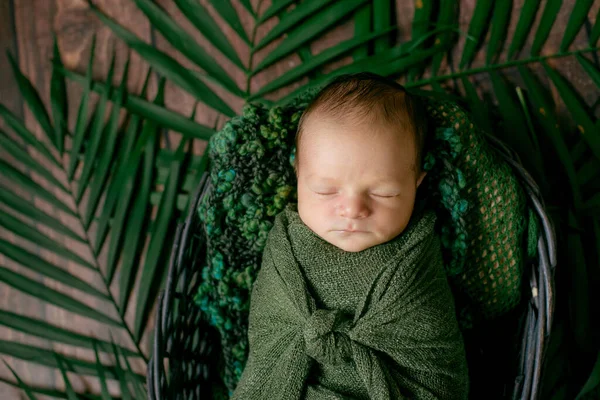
[0,36,206,397]
[2,0,600,398]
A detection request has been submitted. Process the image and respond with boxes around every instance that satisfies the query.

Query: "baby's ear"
[416,170,427,188]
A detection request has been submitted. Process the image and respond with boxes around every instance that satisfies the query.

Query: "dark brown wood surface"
[0,0,598,398]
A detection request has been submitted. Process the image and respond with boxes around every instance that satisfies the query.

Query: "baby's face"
[296,118,426,252]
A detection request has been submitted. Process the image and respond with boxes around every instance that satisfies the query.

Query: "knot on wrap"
[303,309,353,365]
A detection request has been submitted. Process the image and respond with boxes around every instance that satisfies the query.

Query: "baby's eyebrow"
[305,174,336,182]
[307,175,403,187]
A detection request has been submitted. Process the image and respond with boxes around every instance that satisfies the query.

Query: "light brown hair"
[294,72,429,174]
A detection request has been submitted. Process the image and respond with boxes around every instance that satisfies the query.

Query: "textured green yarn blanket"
[232,204,469,400]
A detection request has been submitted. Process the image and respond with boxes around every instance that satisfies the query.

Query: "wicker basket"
[147,132,556,400]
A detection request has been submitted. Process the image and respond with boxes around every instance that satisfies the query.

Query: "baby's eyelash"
[315,192,336,196]
[371,193,400,198]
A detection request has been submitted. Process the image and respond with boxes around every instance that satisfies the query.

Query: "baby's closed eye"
[370,192,400,198]
[314,189,338,196]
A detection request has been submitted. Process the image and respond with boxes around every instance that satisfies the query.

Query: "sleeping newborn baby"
[233,73,469,399]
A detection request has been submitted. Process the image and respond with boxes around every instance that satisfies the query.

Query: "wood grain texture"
[0,2,38,399]
[0,0,22,120]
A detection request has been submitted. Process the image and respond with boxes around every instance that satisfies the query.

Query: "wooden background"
[0,0,598,398]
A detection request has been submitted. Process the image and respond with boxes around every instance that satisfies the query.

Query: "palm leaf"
[2,345,133,400]
[174,0,246,70]
[507,0,541,58]
[54,353,80,400]
[0,309,137,357]
[135,0,244,96]
[373,0,392,53]
[486,0,512,64]
[559,0,594,52]
[55,63,215,141]
[133,137,189,340]
[530,0,563,55]
[108,335,133,400]
[590,9,600,46]
[82,56,135,229]
[209,0,251,44]
[577,53,600,88]
[50,35,68,154]
[459,0,494,69]
[111,118,160,308]
[0,160,74,216]
[407,0,434,81]
[488,71,544,177]
[6,52,56,149]
[112,335,147,399]
[518,66,582,209]
[250,26,398,99]
[0,104,58,166]
[543,62,600,161]
[0,212,94,269]
[0,375,111,400]
[0,129,68,191]
[66,34,96,181]
[253,0,370,74]
[93,340,112,400]
[429,0,458,90]
[2,359,38,400]
[353,3,373,61]
[0,340,144,382]
[0,190,82,241]
[104,82,164,284]
[0,242,105,299]
[0,267,120,326]
[278,36,452,105]
[86,0,236,117]
[460,76,493,134]
[73,49,118,203]
[259,0,296,23]
[255,0,338,52]
[237,0,255,18]
[0,22,200,399]
[83,64,131,223]
[0,376,65,400]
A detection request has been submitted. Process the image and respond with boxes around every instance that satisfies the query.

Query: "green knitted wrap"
[232,204,469,399]
[194,92,527,392]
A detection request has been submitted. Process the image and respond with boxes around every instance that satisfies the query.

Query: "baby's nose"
[337,196,370,219]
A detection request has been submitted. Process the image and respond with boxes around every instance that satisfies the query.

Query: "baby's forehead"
[301,117,414,146]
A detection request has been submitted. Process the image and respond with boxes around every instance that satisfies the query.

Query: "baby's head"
[294,72,429,252]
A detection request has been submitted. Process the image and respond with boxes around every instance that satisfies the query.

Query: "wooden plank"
[0,2,28,399]
[0,0,22,120]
